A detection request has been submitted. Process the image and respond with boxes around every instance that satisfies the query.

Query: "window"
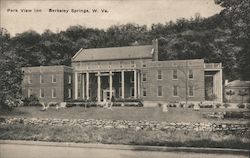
[130,87,134,97]
[52,88,56,98]
[40,75,44,83]
[68,88,71,98]
[188,69,194,79]
[120,61,123,68]
[157,70,162,80]
[157,86,163,97]
[142,60,146,67]
[142,73,146,82]
[188,85,194,97]
[40,89,45,98]
[131,61,135,67]
[68,75,71,84]
[28,75,32,84]
[142,88,147,97]
[52,75,56,83]
[173,69,178,79]
[173,85,178,97]
[28,88,32,97]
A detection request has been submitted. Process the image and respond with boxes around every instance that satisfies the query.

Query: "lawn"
[0,106,248,123]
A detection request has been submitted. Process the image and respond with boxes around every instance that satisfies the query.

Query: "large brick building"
[21,40,223,106]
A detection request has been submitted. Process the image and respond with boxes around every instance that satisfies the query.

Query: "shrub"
[187,103,194,108]
[179,103,185,108]
[215,103,221,108]
[224,111,245,119]
[223,103,230,108]
[23,95,40,106]
[237,104,245,109]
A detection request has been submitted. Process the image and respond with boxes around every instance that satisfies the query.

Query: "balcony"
[204,63,222,71]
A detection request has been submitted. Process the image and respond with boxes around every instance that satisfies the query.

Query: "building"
[21,40,223,106]
[224,80,250,103]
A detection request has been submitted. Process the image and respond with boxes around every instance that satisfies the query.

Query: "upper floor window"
[40,88,45,98]
[157,70,162,80]
[173,85,178,97]
[157,86,163,97]
[68,75,71,84]
[142,60,146,67]
[188,69,194,79]
[142,73,146,82]
[188,85,194,97]
[52,75,56,83]
[40,75,44,83]
[120,61,123,68]
[131,61,135,67]
[173,69,178,80]
[28,75,32,84]
[130,75,134,83]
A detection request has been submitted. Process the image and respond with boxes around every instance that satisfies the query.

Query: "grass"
[0,124,249,149]
[0,106,249,123]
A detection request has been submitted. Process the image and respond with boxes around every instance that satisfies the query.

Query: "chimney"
[152,39,158,61]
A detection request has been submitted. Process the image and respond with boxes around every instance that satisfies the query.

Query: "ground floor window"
[68,88,71,98]
[40,88,45,98]
[157,86,163,97]
[173,85,178,97]
[52,88,57,98]
[130,87,134,97]
[28,88,32,97]
[188,85,194,97]
[142,88,147,97]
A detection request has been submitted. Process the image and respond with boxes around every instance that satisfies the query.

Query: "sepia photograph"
[0,0,249,157]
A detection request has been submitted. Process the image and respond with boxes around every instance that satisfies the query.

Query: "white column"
[82,73,85,99]
[137,71,140,98]
[134,70,137,98]
[219,70,223,102]
[74,72,78,99]
[86,72,89,100]
[97,72,101,103]
[109,71,113,100]
[121,70,125,99]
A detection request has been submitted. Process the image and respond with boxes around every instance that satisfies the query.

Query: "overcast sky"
[1,0,222,36]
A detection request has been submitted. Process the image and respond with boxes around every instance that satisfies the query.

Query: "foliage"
[0,28,23,109]
[23,95,40,106]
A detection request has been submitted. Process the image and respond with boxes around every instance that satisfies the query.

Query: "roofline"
[21,65,73,69]
[72,57,153,62]
[72,48,83,60]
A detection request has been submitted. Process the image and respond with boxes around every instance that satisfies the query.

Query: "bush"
[237,104,245,109]
[215,103,221,108]
[223,103,230,108]
[224,111,245,119]
[23,95,40,106]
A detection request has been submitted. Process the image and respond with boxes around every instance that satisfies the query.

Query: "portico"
[74,69,141,102]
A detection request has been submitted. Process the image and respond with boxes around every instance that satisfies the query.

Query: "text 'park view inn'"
[21,39,223,107]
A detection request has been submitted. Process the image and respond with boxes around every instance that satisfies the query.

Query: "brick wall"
[141,59,205,102]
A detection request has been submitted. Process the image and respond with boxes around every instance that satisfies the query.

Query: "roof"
[225,80,250,88]
[72,45,154,62]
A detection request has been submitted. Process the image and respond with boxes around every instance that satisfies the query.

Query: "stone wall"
[1,117,249,132]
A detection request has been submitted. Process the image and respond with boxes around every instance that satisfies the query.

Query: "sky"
[0,0,222,36]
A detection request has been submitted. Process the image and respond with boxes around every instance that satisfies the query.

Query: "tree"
[238,89,248,104]
[225,90,235,103]
[215,0,250,80]
[0,28,23,109]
